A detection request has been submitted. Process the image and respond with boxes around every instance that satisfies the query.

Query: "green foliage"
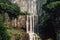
[0,0,29,20]
[0,0,11,5]
[40,13,50,26]
[39,1,59,39]
[40,0,60,26]
[0,19,10,40]
[7,28,29,40]
[20,12,29,15]
[42,1,60,14]
[0,2,20,14]
[15,34,20,40]
[0,3,20,19]
[46,1,60,9]
[42,1,60,22]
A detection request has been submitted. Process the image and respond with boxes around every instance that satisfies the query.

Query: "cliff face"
[5,15,29,40]
[11,0,28,12]
[5,15,26,30]
[11,0,47,15]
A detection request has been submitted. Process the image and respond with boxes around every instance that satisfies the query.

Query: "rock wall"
[5,15,26,29]
[4,15,29,40]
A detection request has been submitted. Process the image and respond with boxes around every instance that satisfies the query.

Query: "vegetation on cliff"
[0,18,10,40]
[0,0,29,40]
[39,0,60,40]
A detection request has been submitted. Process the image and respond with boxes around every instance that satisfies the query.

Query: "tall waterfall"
[26,15,35,40]
[26,0,39,40]
[11,0,47,40]
[26,0,47,40]
[27,0,37,15]
[27,1,37,40]
[26,15,39,40]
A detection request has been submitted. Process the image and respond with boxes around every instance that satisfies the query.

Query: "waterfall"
[26,0,38,40]
[26,15,40,40]
[26,0,39,40]
[27,0,37,15]
[26,15,35,40]
[11,0,47,40]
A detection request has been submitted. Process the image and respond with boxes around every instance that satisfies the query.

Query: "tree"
[39,0,60,40]
[0,2,20,20]
[0,0,29,21]
[0,0,11,4]
[0,18,10,40]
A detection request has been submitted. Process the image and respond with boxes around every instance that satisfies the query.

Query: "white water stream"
[26,15,39,40]
[11,0,47,40]
[26,15,35,40]
[26,0,39,39]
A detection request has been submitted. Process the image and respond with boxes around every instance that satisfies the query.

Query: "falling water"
[26,0,47,40]
[26,15,35,40]
[26,0,38,40]
[26,0,37,40]
[11,0,47,40]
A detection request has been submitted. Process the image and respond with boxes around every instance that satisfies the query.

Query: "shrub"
[0,19,10,40]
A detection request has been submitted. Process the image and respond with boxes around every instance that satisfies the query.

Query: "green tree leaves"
[46,1,60,9]
[40,0,60,27]
[0,0,29,20]
[43,1,60,14]
[0,19,10,40]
